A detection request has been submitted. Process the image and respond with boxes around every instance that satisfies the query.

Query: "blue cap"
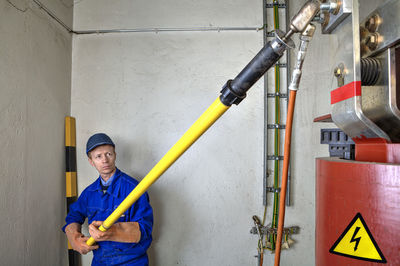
[86,133,115,155]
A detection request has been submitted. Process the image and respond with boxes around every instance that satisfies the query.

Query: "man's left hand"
[89,221,113,241]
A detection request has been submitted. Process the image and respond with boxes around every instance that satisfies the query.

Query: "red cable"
[274,89,297,266]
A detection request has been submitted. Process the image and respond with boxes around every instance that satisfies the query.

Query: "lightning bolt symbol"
[350,226,361,251]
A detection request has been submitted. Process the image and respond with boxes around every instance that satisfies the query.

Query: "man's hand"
[65,223,99,254]
[89,221,114,241]
[70,234,99,254]
[89,221,141,243]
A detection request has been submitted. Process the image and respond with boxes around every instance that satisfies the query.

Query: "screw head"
[365,14,380,33]
[366,33,379,50]
[334,67,342,77]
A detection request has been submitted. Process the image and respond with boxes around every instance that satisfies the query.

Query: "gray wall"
[0,0,73,265]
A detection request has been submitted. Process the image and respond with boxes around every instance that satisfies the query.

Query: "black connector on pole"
[220,30,294,106]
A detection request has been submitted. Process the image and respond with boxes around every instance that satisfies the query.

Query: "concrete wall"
[0,0,72,265]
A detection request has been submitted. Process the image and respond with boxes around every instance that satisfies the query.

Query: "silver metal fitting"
[290,0,320,33]
[288,23,316,91]
[365,14,380,33]
[302,23,317,37]
[271,29,295,54]
[320,1,340,15]
[312,14,326,24]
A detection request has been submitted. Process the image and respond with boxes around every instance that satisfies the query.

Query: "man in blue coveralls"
[63,133,153,265]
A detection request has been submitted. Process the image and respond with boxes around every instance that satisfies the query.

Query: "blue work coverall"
[63,168,153,266]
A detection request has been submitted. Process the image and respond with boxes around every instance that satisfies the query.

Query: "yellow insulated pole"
[86,97,230,245]
[86,28,295,246]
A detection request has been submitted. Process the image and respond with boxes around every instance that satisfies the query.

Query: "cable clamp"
[267,124,286,129]
[266,186,281,193]
[267,155,284,160]
[275,63,287,68]
[266,3,286,8]
[267,92,287,98]
[250,225,300,236]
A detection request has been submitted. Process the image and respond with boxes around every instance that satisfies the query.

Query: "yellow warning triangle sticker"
[329,213,387,263]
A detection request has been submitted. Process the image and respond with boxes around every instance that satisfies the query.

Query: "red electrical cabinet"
[316,146,400,266]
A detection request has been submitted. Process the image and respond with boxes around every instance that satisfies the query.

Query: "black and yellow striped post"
[65,116,80,266]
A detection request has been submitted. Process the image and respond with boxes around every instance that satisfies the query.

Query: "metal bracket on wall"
[275,63,287,68]
[267,155,284,161]
[263,0,291,207]
[250,225,300,236]
[250,225,300,249]
[266,187,281,193]
[267,92,287,98]
[267,124,286,129]
[266,31,275,37]
[266,3,286,8]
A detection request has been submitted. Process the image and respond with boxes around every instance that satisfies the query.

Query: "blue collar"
[89,168,122,198]
[101,171,115,186]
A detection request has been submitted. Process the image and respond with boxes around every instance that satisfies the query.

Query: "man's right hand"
[65,223,99,254]
[70,233,99,254]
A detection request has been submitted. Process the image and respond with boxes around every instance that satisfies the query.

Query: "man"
[63,133,153,266]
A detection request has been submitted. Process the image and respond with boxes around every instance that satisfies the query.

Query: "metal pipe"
[32,0,261,35]
[262,0,269,206]
[32,0,73,32]
[74,27,261,34]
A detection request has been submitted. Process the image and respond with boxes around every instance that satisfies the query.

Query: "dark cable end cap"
[219,80,246,106]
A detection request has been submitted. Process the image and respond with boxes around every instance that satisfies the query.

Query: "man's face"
[88,145,116,177]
